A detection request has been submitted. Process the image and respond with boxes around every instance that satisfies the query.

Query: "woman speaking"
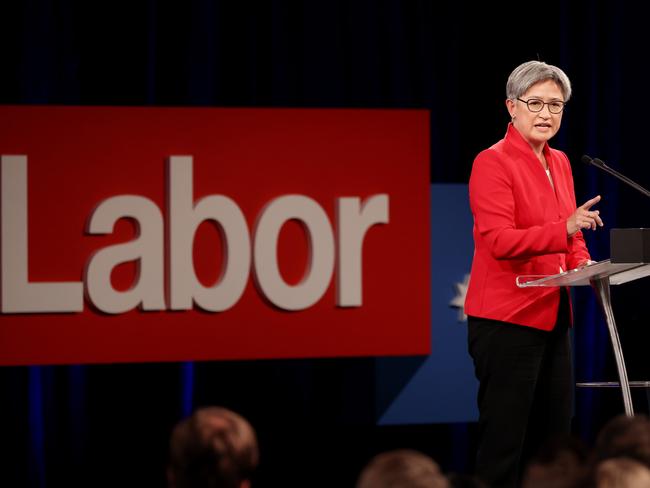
[464,60,603,488]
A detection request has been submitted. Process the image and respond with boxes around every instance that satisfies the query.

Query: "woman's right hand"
[567,195,604,236]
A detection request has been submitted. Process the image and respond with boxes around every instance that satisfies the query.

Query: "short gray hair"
[506,61,572,102]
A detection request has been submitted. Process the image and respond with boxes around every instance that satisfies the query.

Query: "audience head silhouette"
[168,406,259,488]
[595,457,650,487]
[522,434,590,487]
[594,414,650,467]
[356,449,449,488]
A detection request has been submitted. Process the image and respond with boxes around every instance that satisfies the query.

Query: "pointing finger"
[580,195,601,210]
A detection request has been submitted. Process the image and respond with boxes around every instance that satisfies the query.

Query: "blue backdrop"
[377,184,477,425]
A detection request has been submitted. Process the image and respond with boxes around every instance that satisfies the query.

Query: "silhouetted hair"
[523,434,590,488]
[168,406,259,488]
[595,457,650,487]
[594,414,650,467]
[356,449,449,488]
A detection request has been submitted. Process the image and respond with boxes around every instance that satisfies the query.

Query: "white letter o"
[253,195,334,311]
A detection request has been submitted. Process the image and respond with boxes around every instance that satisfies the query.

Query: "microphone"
[582,155,650,198]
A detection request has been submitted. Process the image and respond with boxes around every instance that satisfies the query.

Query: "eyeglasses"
[516,98,566,114]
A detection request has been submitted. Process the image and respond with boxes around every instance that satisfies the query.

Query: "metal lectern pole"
[590,276,634,417]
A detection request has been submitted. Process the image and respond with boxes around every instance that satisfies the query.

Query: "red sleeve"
[469,149,569,260]
[566,231,591,269]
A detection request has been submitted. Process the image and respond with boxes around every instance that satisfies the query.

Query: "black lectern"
[516,229,650,416]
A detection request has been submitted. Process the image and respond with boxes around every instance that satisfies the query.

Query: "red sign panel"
[0,106,430,365]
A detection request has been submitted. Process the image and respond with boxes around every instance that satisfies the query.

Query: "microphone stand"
[580,155,650,417]
[582,155,650,198]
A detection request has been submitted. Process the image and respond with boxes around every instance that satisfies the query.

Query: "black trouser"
[467,291,572,488]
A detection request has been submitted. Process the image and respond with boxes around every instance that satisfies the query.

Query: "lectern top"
[516,259,650,287]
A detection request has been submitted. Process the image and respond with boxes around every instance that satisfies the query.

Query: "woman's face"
[506,79,565,149]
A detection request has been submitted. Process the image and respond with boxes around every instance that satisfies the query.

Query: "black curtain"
[2,1,650,487]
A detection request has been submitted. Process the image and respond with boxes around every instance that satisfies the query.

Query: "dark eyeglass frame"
[516,97,566,114]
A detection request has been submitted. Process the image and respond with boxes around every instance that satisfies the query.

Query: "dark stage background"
[2,1,650,487]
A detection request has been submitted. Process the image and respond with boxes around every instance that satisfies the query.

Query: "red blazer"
[464,124,591,331]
